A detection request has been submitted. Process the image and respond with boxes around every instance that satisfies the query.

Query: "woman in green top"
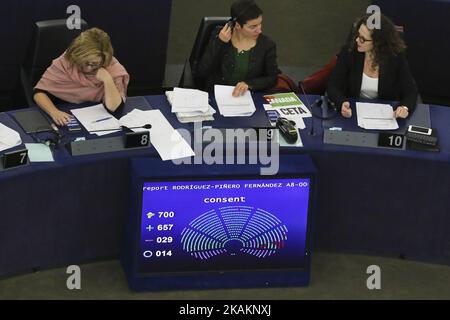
[197,0,279,97]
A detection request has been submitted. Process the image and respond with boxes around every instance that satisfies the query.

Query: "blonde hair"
[65,28,114,67]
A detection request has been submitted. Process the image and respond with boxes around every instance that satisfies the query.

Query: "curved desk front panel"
[1,95,450,278]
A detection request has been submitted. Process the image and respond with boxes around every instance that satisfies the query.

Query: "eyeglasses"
[356,35,373,44]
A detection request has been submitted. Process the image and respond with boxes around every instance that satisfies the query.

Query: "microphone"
[298,84,338,129]
[50,123,60,134]
[50,122,62,139]
[87,124,152,134]
[298,82,316,136]
[32,123,63,150]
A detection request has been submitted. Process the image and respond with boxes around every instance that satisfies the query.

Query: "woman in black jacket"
[327,14,418,119]
[196,0,279,97]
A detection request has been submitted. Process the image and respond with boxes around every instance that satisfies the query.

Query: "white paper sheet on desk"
[359,118,399,130]
[356,102,398,130]
[214,85,256,117]
[0,123,22,152]
[70,104,121,136]
[24,143,54,162]
[171,87,209,113]
[119,109,195,161]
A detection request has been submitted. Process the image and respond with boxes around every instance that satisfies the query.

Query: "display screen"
[410,126,430,134]
[138,177,311,274]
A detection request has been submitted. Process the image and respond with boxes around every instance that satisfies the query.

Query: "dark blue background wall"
[373,0,450,104]
[1,0,172,108]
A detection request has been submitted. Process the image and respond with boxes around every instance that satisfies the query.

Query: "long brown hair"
[349,14,406,69]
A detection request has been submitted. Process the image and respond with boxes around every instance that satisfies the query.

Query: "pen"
[92,116,113,123]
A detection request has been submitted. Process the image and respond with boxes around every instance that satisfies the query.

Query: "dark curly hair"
[349,13,406,69]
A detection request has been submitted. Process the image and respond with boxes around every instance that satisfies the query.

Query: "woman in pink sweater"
[34,28,130,126]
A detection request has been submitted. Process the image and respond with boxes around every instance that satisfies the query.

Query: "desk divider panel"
[324,130,379,148]
[68,136,151,156]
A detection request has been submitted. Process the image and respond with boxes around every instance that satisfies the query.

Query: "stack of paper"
[71,104,121,136]
[356,102,399,130]
[119,109,195,161]
[170,87,208,113]
[0,123,22,152]
[214,85,256,117]
[165,88,215,123]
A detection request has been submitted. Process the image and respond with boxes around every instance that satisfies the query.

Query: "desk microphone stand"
[87,124,152,134]
[299,83,316,136]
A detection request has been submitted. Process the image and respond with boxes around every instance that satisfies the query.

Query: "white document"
[356,102,398,130]
[214,85,256,117]
[119,108,149,129]
[359,118,399,130]
[0,123,22,152]
[25,143,54,162]
[120,109,195,161]
[70,104,121,136]
[171,87,209,113]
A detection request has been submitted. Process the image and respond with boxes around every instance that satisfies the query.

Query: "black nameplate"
[378,132,405,149]
[2,148,29,169]
[125,131,150,149]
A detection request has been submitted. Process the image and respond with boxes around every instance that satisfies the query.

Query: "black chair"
[20,19,89,107]
[178,16,230,89]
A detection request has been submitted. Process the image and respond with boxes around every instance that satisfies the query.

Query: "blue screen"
[138,177,311,274]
